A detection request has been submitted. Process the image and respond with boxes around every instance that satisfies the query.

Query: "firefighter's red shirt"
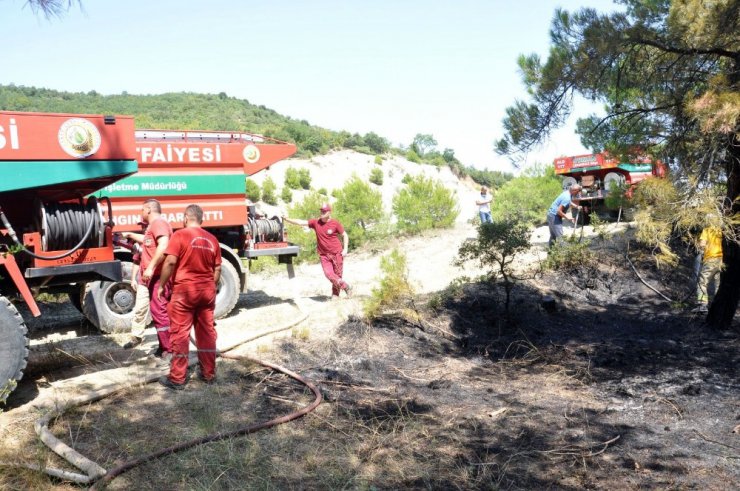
[164,226,222,293]
[140,217,172,275]
[308,218,345,255]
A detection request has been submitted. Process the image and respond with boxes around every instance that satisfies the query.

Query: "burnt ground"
[259,248,740,489]
[1,240,738,490]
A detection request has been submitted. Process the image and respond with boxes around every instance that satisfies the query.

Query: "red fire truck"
[81,128,299,332]
[1,110,138,401]
[553,151,667,220]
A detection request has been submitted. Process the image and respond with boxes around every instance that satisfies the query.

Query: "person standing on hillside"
[120,199,173,363]
[476,186,493,223]
[546,184,582,248]
[694,223,723,312]
[283,203,352,299]
[157,204,222,389]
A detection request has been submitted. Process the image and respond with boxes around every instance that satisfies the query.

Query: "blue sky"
[1,0,619,172]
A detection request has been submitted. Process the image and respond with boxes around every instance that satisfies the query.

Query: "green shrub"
[298,168,311,189]
[544,236,597,271]
[428,276,470,311]
[334,175,384,248]
[427,154,447,167]
[401,173,412,184]
[285,167,301,189]
[245,178,261,202]
[393,175,459,234]
[405,149,421,163]
[262,176,278,205]
[369,167,383,186]
[363,132,390,154]
[456,220,531,312]
[281,186,293,203]
[364,249,415,320]
[374,155,383,165]
[489,166,562,226]
[318,187,328,196]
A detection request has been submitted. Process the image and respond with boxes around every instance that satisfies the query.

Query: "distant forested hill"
[0,84,389,157]
[0,84,512,187]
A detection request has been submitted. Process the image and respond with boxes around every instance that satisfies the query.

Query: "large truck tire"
[82,261,142,333]
[214,260,240,320]
[0,296,29,404]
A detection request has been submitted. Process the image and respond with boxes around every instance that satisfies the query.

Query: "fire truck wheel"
[82,261,139,333]
[214,260,240,320]
[0,296,29,404]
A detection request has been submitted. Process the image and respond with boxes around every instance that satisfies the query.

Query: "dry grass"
[1,272,737,490]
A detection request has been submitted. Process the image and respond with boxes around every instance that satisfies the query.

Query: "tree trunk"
[707,124,740,329]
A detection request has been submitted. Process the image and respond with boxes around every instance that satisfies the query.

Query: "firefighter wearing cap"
[283,203,352,298]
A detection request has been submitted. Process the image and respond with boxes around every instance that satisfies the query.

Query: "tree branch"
[628,37,737,60]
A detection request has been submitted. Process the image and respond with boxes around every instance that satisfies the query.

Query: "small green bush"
[364,249,415,320]
[405,149,421,163]
[374,155,383,165]
[318,187,328,196]
[369,167,384,186]
[544,236,597,271]
[285,167,301,190]
[281,186,293,203]
[428,276,470,311]
[262,176,278,205]
[364,132,390,154]
[401,173,412,184]
[393,175,459,234]
[298,168,311,189]
[245,178,261,202]
[456,220,531,312]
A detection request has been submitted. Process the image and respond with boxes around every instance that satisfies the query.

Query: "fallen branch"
[693,430,740,452]
[625,253,673,302]
[391,366,432,383]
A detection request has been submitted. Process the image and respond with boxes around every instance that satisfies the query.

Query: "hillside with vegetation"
[0,84,512,188]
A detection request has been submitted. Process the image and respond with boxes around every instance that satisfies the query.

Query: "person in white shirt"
[476,186,493,223]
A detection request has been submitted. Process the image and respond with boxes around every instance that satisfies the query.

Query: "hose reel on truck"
[0,110,138,404]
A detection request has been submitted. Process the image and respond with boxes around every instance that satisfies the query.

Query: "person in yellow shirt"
[695,226,723,312]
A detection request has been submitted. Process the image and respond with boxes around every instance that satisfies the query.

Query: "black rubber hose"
[0,198,100,260]
[89,353,322,490]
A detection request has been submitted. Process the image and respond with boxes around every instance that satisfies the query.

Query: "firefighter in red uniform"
[121,199,173,361]
[283,203,352,299]
[157,204,222,389]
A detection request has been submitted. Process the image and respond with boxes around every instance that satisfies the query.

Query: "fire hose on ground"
[0,302,321,489]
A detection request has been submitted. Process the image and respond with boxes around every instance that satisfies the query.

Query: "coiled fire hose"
[0,196,107,260]
[248,216,283,242]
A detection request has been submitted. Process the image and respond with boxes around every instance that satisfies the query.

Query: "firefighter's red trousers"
[166,287,217,384]
[320,253,347,296]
